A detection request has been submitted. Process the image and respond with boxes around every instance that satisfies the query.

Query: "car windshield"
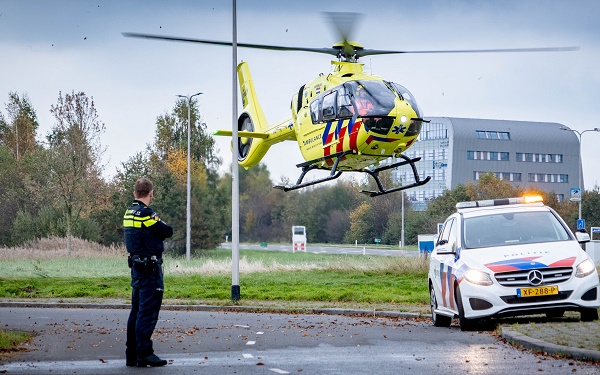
[463,211,571,249]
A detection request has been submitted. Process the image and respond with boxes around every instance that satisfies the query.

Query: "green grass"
[0,249,429,310]
[0,329,30,350]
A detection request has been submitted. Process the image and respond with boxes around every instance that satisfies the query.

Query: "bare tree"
[47,91,106,255]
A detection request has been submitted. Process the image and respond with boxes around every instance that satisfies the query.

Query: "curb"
[501,326,600,362]
[0,301,421,319]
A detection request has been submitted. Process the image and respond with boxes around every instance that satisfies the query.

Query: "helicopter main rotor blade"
[357,46,580,57]
[123,32,579,59]
[323,12,361,42]
[122,32,339,55]
[323,12,363,56]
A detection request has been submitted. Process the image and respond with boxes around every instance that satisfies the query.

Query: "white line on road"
[269,368,290,374]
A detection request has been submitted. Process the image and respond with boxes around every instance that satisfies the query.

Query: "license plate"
[517,285,559,298]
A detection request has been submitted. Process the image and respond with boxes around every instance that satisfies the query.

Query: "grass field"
[0,237,430,313]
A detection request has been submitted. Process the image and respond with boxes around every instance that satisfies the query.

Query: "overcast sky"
[2,0,600,189]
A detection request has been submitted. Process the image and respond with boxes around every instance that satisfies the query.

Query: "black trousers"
[126,263,164,359]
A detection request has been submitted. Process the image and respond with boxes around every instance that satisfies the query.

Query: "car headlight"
[576,259,596,278]
[464,269,493,286]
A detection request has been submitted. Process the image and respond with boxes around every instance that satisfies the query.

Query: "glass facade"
[385,119,575,210]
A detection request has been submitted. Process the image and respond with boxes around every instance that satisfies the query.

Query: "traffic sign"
[577,219,586,230]
[570,187,581,202]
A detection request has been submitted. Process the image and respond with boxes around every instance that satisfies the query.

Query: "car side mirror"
[576,230,591,243]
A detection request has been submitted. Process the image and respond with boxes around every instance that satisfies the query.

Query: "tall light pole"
[560,126,600,221]
[231,0,241,301]
[177,92,203,261]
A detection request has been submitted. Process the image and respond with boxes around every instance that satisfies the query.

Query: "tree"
[0,93,50,246]
[344,171,405,245]
[0,92,39,161]
[238,163,284,242]
[465,172,519,200]
[425,185,469,225]
[113,98,225,253]
[47,91,106,255]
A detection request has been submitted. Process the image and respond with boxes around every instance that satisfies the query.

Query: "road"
[219,242,421,257]
[1,307,597,374]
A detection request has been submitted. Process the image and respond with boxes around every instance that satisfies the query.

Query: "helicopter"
[123,13,577,197]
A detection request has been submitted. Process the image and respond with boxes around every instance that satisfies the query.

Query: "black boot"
[126,357,137,367]
[137,354,168,367]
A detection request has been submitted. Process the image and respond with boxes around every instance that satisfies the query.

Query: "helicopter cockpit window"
[347,80,396,118]
[310,98,322,124]
[388,82,423,119]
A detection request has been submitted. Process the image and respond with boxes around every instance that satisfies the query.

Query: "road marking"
[246,340,256,345]
[269,369,290,374]
[242,353,254,358]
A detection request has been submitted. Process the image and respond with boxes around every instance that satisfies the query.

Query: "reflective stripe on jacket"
[123,200,173,257]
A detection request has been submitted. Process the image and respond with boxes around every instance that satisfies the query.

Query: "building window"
[474,171,521,182]
[528,173,569,183]
[476,130,510,140]
[517,152,563,163]
[418,122,448,141]
[467,150,509,161]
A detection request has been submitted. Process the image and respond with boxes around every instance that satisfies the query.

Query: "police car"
[428,196,600,331]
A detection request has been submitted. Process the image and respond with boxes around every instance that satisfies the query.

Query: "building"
[390,117,580,209]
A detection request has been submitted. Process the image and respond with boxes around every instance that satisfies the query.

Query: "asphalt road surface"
[1,307,598,374]
[219,242,421,257]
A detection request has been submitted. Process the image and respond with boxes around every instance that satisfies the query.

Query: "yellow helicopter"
[123,13,576,197]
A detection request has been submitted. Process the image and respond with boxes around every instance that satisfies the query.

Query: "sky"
[2,0,600,188]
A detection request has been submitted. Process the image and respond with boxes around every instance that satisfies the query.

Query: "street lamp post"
[401,190,405,248]
[177,92,203,261]
[560,126,600,221]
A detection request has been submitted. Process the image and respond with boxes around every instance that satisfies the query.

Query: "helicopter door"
[322,91,337,121]
[310,97,322,124]
[337,85,353,119]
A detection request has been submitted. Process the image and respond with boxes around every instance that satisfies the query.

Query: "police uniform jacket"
[123,200,173,257]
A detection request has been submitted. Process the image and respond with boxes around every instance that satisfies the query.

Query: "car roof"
[458,202,548,219]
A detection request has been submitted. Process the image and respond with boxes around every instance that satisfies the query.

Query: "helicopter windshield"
[347,80,396,117]
[387,82,423,118]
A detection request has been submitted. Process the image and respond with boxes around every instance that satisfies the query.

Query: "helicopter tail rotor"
[238,116,254,160]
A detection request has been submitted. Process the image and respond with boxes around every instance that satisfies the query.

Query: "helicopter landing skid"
[274,152,430,196]
[273,152,349,192]
[359,154,431,197]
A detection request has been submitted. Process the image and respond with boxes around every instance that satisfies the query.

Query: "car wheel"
[455,286,479,331]
[580,308,599,322]
[430,284,451,327]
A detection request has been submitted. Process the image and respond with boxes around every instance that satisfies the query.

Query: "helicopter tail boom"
[212,130,270,139]
[214,61,295,169]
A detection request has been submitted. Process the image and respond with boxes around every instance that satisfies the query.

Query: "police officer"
[123,178,173,367]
